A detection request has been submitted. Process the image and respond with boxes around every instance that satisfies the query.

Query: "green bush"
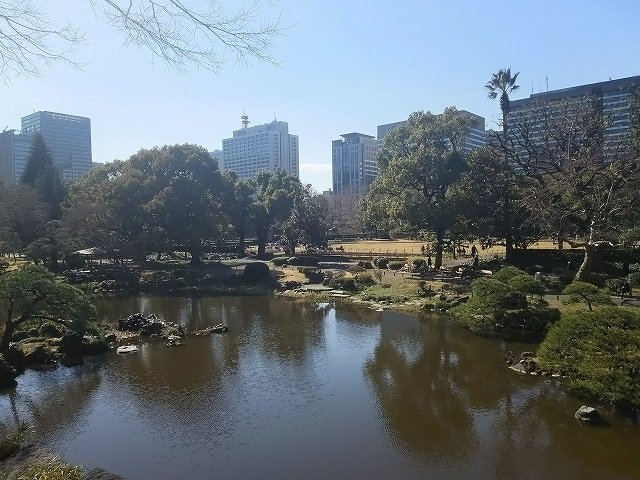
[537,307,640,408]
[272,256,288,266]
[388,261,404,270]
[243,262,270,281]
[374,257,389,269]
[492,265,529,283]
[628,271,640,286]
[287,256,319,267]
[357,260,374,269]
[354,272,376,288]
[581,272,607,288]
[348,265,366,274]
[412,258,426,271]
[297,266,323,283]
[563,281,613,310]
[328,275,356,291]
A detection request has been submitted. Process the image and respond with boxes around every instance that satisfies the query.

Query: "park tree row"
[363,97,640,279]
[0,144,329,267]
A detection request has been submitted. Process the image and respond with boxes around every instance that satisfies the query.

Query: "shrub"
[297,266,323,282]
[354,272,376,288]
[412,258,426,271]
[581,272,607,288]
[272,257,288,266]
[374,257,389,269]
[348,265,366,274]
[628,271,640,286]
[287,256,319,267]
[243,262,270,281]
[357,260,374,269]
[388,261,404,270]
[563,281,613,311]
[507,274,545,296]
[492,265,529,283]
[328,275,357,291]
[372,269,383,283]
[537,307,640,408]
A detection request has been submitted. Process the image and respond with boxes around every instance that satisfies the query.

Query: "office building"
[220,116,299,179]
[332,132,379,195]
[506,75,640,159]
[0,130,34,185]
[21,111,92,182]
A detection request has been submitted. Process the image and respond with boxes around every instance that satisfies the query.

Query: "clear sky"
[3,0,640,192]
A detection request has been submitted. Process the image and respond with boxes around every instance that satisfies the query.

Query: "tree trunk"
[574,225,600,282]
[502,107,514,263]
[257,231,267,259]
[189,244,202,265]
[237,224,246,256]
[0,321,16,352]
[434,230,445,270]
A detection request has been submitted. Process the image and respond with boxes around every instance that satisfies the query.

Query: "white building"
[332,132,379,195]
[220,118,299,179]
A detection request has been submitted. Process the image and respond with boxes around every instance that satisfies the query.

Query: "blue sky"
[3,0,640,192]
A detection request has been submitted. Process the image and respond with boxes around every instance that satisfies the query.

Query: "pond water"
[1,296,639,479]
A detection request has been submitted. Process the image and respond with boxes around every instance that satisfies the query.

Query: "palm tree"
[485,68,520,132]
[486,68,520,261]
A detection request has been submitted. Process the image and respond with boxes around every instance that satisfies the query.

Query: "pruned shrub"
[357,260,374,269]
[537,307,640,408]
[272,257,288,266]
[328,274,357,291]
[374,257,389,269]
[581,272,607,288]
[297,266,323,282]
[243,262,270,281]
[388,261,404,271]
[354,272,376,288]
[287,256,319,267]
[348,265,366,274]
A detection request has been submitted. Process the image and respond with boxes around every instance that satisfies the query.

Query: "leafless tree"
[0,0,282,81]
[496,96,640,280]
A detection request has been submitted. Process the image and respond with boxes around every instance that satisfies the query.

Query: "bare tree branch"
[0,0,283,82]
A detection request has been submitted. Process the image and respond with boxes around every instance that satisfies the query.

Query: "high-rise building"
[506,75,640,159]
[0,129,34,185]
[332,132,379,195]
[377,110,487,153]
[220,117,299,179]
[20,111,92,182]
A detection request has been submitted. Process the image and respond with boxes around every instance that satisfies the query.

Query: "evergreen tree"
[21,134,63,218]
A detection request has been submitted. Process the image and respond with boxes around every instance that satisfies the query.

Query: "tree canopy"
[363,108,476,269]
[0,264,96,351]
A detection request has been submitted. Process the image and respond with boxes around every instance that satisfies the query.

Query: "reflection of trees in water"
[258,300,327,364]
[334,302,380,326]
[364,313,478,459]
[2,362,103,441]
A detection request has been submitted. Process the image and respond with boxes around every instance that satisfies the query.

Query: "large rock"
[0,354,18,388]
[16,341,57,364]
[575,406,602,424]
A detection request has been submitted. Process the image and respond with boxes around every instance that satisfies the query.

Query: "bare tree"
[0,0,282,81]
[498,96,640,280]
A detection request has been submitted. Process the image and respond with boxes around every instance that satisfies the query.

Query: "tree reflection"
[364,313,478,460]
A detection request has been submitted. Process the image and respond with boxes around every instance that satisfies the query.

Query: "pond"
[1,296,639,479]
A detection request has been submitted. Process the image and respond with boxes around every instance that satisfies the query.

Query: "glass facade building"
[0,130,35,185]
[506,75,640,162]
[21,111,92,182]
[332,133,379,195]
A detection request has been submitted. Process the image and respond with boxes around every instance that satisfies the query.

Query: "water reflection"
[365,313,478,462]
[1,298,639,480]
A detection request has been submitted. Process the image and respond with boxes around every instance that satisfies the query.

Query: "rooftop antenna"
[546,76,549,92]
[273,112,277,122]
[241,111,250,129]
[531,82,534,94]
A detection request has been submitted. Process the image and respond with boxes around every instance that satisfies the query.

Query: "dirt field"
[329,239,575,260]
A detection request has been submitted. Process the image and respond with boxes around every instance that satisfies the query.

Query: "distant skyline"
[3,0,640,192]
